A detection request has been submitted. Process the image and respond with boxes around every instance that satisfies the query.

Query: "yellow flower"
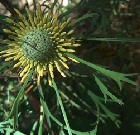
[0,3,80,86]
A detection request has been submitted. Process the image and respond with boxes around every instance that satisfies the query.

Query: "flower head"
[0,3,80,86]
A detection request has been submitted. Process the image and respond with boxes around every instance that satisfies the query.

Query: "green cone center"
[22,29,54,61]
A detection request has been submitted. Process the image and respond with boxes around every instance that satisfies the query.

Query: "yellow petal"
[58,39,65,42]
[53,26,59,32]
[15,29,25,35]
[20,65,30,77]
[59,47,66,52]
[25,7,35,27]
[21,58,28,67]
[19,22,26,28]
[39,69,43,77]
[43,65,47,70]
[60,56,67,62]
[43,17,47,23]
[37,75,41,84]
[33,61,38,66]
[14,53,22,60]
[2,53,12,57]
[48,71,52,86]
[67,30,73,35]
[59,60,69,69]
[67,17,71,23]
[14,8,24,19]
[9,43,19,47]
[60,43,71,46]
[20,71,30,82]
[3,39,11,44]
[72,43,81,47]
[37,64,43,77]
[59,22,67,31]
[57,53,67,61]
[54,61,66,77]
[3,29,15,35]
[51,18,57,26]
[14,61,21,68]
[6,18,15,24]
[15,9,30,28]
[0,50,7,54]
[60,32,66,36]
[46,10,51,20]
[5,57,14,61]
[68,57,79,63]
[54,32,59,37]
[66,49,75,52]
[37,64,41,74]
[49,64,54,78]
[34,17,38,25]
[36,3,42,21]
[29,60,34,68]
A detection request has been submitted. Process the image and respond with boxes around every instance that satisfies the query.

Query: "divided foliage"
[0,0,140,135]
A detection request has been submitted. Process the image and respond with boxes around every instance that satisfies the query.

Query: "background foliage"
[0,0,140,135]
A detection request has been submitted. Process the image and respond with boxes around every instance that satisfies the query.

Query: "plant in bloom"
[0,3,80,86]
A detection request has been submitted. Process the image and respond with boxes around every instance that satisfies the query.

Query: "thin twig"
[0,0,18,17]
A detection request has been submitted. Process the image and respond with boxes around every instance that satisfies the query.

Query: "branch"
[0,0,18,17]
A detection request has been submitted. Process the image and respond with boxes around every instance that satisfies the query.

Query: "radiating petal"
[1,3,80,87]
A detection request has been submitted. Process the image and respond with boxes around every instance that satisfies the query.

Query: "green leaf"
[91,9,106,34]
[66,53,136,90]
[30,121,38,135]
[5,69,33,128]
[34,80,97,135]
[77,37,140,42]
[37,84,52,134]
[52,79,72,135]
[68,13,94,27]
[38,106,44,135]
[49,110,97,135]
[88,90,121,128]
[71,126,97,135]
[94,75,123,105]
[0,126,25,135]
